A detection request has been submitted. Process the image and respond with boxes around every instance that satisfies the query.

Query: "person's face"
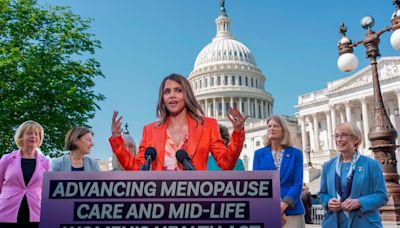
[21,128,40,149]
[334,127,358,155]
[163,79,186,116]
[76,132,94,154]
[267,119,283,141]
[124,142,136,155]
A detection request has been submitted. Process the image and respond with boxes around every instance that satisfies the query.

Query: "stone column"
[204,99,208,117]
[306,116,315,151]
[213,98,217,118]
[344,101,352,122]
[313,113,320,152]
[255,99,259,119]
[330,105,337,132]
[230,97,234,109]
[247,98,251,117]
[299,116,309,165]
[360,97,370,151]
[222,97,226,117]
[340,108,346,123]
[264,103,267,117]
[325,111,333,149]
[239,97,243,114]
[299,116,308,152]
[261,101,265,119]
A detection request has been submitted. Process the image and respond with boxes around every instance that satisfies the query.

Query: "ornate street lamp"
[337,0,400,222]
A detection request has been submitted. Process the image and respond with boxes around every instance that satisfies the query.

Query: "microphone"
[176,150,196,171]
[140,147,157,171]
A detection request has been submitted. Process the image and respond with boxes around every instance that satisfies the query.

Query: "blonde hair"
[64,126,93,151]
[156,74,204,126]
[335,122,363,149]
[264,115,293,147]
[14,120,44,148]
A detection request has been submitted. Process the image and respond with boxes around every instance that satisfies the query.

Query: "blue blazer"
[253,146,304,216]
[319,155,388,228]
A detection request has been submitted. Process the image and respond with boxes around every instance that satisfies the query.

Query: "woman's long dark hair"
[156,74,204,126]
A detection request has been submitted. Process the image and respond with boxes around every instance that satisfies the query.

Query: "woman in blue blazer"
[319,123,387,228]
[253,116,305,227]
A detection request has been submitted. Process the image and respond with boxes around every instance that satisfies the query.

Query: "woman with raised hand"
[109,73,247,171]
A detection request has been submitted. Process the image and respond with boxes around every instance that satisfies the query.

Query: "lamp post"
[337,0,400,222]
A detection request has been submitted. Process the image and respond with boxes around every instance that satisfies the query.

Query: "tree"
[0,0,105,157]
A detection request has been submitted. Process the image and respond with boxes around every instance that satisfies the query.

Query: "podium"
[40,171,280,228]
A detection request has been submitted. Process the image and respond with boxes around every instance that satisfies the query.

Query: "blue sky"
[38,0,399,160]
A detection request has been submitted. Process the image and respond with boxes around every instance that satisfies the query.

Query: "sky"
[38,0,399,160]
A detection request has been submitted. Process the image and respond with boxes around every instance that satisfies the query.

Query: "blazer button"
[358,215,362,218]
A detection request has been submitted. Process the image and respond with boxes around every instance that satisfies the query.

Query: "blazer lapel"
[187,114,203,159]
[350,156,365,198]
[327,157,338,197]
[153,119,168,169]
[15,150,26,187]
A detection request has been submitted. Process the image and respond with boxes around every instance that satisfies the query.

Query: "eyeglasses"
[333,133,352,139]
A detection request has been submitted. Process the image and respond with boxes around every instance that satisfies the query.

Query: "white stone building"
[188,3,301,170]
[296,56,400,168]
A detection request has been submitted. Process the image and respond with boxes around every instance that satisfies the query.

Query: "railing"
[311,204,325,225]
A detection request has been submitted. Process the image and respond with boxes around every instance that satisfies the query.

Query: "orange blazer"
[109,115,245,171]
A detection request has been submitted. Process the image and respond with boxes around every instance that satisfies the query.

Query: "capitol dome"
[194,35,257,69]
[188,2,274,124]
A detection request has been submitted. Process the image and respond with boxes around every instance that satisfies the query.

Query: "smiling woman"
[109,73,248,171]
[0,120,51,227]
[319,123,388,228]
[51,126,100,172]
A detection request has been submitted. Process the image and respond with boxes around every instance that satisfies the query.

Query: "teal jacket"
[319,155,388,228]
[208,154,244,170]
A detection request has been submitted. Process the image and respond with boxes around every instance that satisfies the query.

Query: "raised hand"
[227,107,248,131]
[111,111,123,138]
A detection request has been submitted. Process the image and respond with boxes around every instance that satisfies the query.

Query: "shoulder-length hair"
[264,115,293,147]
[156,73,204,126]
[64,126,93,151]
[14,120,44,148]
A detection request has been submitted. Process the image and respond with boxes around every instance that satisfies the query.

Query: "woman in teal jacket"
[253,116,304,227]
[319,123,387,228]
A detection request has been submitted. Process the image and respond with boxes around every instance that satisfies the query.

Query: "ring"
[234,118,237,121]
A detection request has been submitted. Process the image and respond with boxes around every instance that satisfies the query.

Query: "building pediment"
[328,57,400,95]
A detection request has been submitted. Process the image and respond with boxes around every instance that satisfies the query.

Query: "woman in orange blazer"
[109,73,247,171]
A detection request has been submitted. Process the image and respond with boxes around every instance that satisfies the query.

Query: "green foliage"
[0,0,105,157]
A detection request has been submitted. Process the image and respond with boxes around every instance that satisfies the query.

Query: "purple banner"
[40,171,280,228]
